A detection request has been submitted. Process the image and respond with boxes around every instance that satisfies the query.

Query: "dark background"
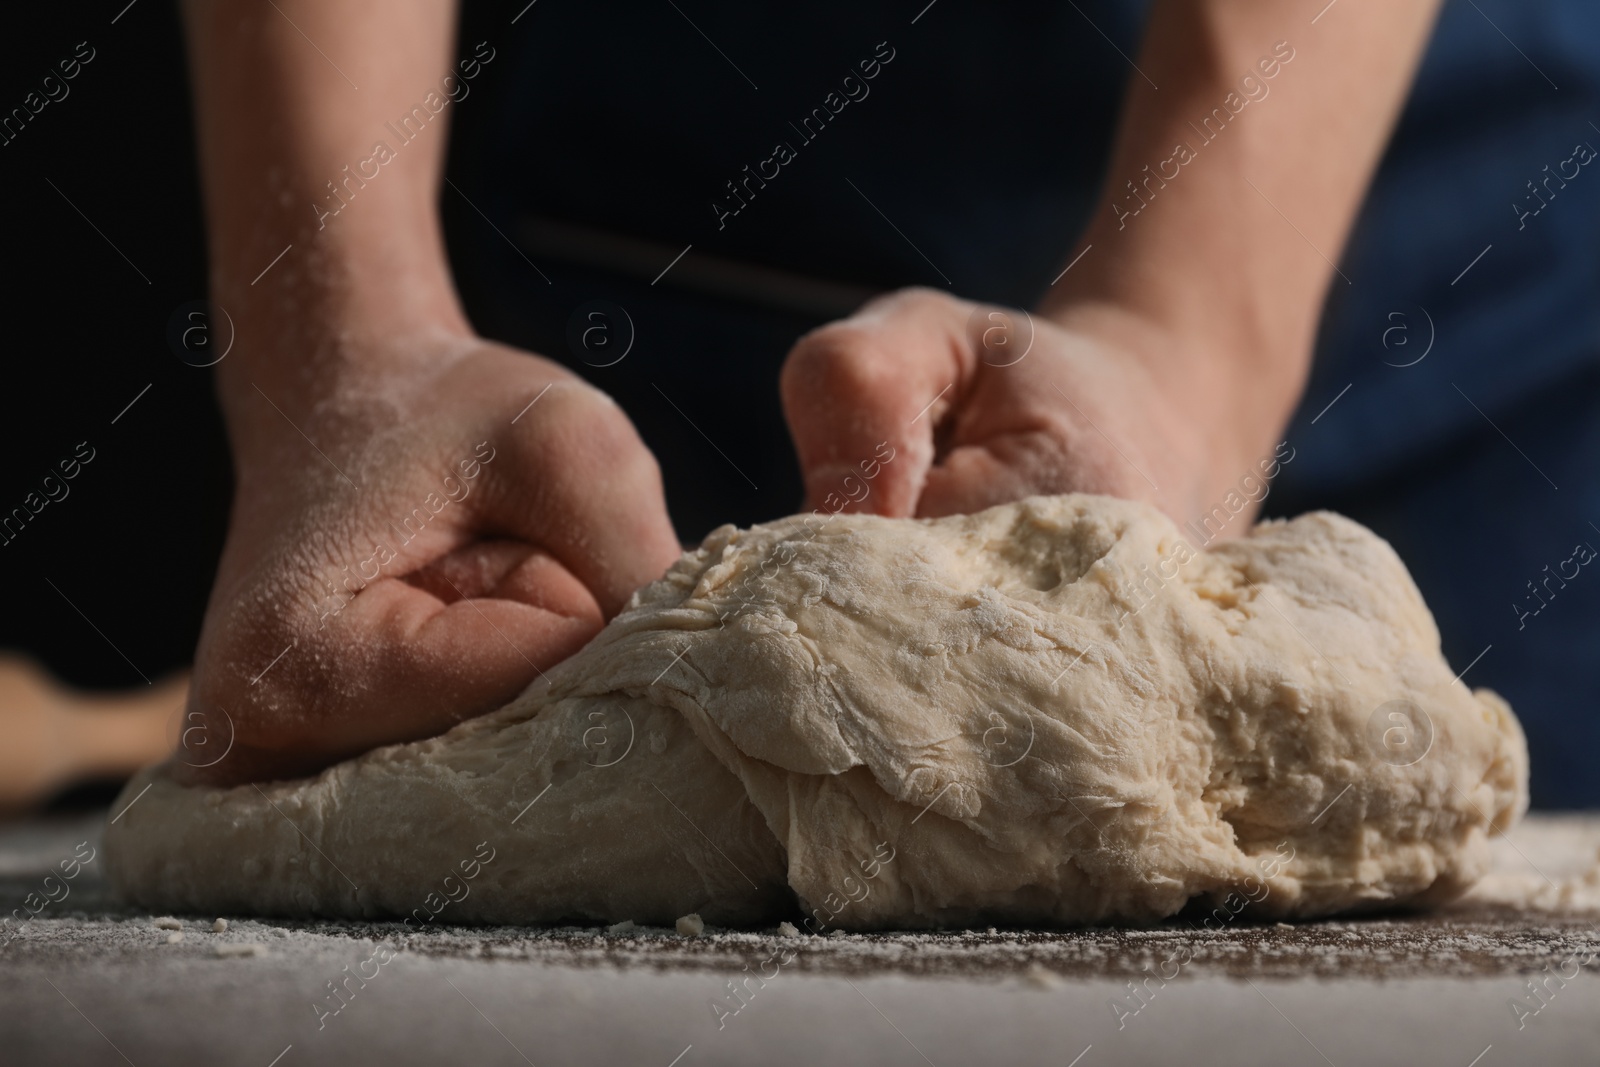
[0,1,221,691]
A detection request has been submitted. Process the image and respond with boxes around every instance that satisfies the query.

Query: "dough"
[106,494,1527,928]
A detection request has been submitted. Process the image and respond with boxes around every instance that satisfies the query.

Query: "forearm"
[182,0,472,406]
[1043,0,1441,443]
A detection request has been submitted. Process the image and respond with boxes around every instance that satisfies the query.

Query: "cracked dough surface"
[107,494,1527,928]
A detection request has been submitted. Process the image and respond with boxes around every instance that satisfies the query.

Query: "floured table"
[1,812,1596,1066]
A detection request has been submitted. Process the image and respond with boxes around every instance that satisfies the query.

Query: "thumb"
[780,289,979,517]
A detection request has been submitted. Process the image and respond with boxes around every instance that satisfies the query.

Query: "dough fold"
[107,495,1527,928]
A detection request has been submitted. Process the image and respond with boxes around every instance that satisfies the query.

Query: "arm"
[1038,0,1443,470]
[185,0,469,390]
[782,0,1442,522]
[179,1,679,784]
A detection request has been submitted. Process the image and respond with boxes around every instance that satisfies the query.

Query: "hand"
[780,288,1277,524]
[177,337,680,785]
[173,0,684,786]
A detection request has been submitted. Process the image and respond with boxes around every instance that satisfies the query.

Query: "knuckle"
[517,382,646,462]
[891,286,953,313]
[784,325,888,400]
[860,285,955,321]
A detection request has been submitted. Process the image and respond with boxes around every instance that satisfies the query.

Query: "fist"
[781,288,1221,522]
[180,341,680,784]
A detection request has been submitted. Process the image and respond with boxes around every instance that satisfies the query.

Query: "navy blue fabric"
[1269,0,1600,808]
[1283,1,1600,491]
[450,0,1600,805]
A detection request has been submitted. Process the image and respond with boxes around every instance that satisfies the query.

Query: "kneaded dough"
[107,494,1527,928]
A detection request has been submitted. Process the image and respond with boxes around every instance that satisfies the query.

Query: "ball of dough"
[106,495,1526,929]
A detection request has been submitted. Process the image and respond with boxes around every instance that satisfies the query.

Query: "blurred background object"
[0,656,183,813]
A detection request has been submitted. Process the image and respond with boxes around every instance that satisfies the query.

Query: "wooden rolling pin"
[0,655,185,813]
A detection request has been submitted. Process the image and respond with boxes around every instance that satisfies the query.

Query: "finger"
[401,539,551,604]
[780,289,978,517]
[917,433,1077,518]
[318,565,602,754]
[177,544,604,786]
[917,403,1166,519]
[481,381,682,617]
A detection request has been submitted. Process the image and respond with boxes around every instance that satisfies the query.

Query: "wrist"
[216,204,468,338]
[212,285,476,476]
[1037,226,1318,377]
[1035,298,1303,501]
[212,211,474,401]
